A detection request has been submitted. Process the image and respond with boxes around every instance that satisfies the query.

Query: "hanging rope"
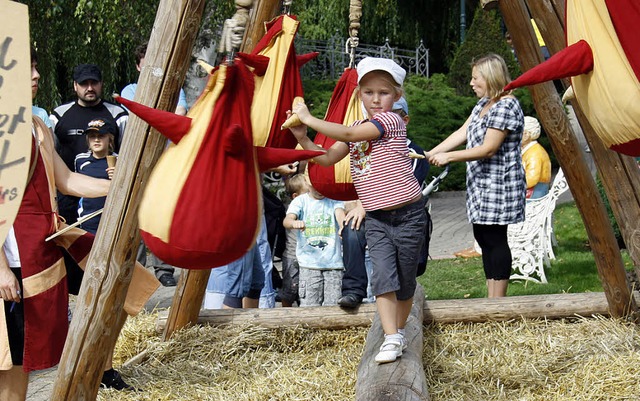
[218,0,254,59]
[282,0,293,15]
[346,0,362,68]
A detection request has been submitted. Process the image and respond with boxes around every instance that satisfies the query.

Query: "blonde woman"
[427,54,526,298]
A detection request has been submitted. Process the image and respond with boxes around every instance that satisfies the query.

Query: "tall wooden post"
[162,0,282,340]
[243,0,282,52]
[497,0,636,317]
[51,1,205,399]
[527,0,640,278]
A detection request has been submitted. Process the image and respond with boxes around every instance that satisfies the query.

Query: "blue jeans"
[341,222,368,300]
[205,214,275,308]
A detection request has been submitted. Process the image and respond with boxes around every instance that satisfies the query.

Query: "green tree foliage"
[447,6,520,97]
[21,0,233,112]
[292,0,478,74]
[23,0,160,111]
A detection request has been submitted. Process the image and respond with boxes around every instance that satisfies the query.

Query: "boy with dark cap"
[75,118,117,234]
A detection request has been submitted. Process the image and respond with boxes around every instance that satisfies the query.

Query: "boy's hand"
[106,166,115,180]
[344,203,366,230]
[292,102,311,124]
[291,220,305,230]
[285,110,308,141]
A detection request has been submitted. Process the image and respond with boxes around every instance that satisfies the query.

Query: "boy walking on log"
[287,57,427,363]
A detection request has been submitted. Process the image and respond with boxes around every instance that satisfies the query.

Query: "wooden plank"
[51,1,205,399]
[162,0,282,339]
[498,0,636,318]
[356,286,430,401]
[156,292,635,331]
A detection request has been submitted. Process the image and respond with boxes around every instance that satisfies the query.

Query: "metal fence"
[295,33,429,80]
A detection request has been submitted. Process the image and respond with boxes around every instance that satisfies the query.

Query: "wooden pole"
[51,1,205,399]
[497,0,636,318]
[162,0,282,340]
[242,0,282,53]
[356,286,430,401]
[162,268,211,340]
[528,0,640,280]
[156,292,633,330]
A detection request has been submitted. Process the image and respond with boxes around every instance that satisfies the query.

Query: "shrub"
[447,6,520,97]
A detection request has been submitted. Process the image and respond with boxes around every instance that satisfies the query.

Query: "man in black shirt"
[50,63,128,224]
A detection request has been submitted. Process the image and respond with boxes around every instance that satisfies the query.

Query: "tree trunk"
[356,286,430,401]
[51,1,205,399]
[497,0,636,318]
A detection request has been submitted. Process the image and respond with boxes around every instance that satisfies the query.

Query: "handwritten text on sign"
[0,1,32,244]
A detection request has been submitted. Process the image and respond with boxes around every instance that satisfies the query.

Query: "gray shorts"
[298,267,343,307]
[365,198,427,300]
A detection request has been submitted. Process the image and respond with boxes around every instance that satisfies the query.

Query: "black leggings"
[473,224,512,280]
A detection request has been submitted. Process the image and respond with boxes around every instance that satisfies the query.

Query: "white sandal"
[375,337,403,364]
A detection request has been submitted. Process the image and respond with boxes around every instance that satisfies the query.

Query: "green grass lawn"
[417,202,634,300]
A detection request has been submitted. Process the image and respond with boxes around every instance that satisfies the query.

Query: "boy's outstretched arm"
[293,103,379,143]
[283,213,305,230]
[287,112,350,167]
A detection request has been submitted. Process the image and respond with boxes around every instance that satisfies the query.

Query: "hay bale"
[104,309,640,400]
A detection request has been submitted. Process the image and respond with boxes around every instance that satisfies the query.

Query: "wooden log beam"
[155,292,640,331]
[498,0,636,318]
[51,1,205,399]
[528,0,640,279]
[157,303,378,331]
[161,0,282,340]
[356,286,429,401]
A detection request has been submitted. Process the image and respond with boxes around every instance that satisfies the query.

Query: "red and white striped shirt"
[349,112,421,211]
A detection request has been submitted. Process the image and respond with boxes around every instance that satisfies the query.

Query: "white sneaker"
[401,335,408,351]
[375,337,403,364]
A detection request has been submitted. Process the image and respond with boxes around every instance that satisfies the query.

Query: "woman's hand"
[429,152,450,167]
[106,166,115,180]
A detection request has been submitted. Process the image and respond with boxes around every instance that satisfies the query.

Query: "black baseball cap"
[85,119,116,135]
[73,64,102,83]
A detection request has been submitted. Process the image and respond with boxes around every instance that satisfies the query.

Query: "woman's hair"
[472,53,511,100]
[285,174,309,197]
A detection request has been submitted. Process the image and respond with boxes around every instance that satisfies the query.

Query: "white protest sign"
[0,1,32,245]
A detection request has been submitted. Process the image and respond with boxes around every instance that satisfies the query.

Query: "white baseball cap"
[356,57,406,86]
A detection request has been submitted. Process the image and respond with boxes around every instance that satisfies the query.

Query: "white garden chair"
[509,169,569,283]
